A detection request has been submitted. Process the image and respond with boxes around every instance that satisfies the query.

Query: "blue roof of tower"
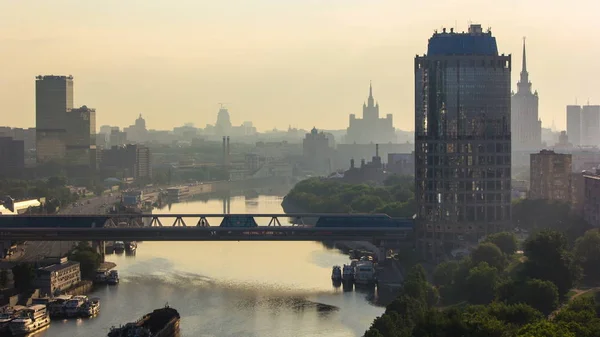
[427,25,498,56]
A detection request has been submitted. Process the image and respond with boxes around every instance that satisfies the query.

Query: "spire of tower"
[521,37,527,74]
[367,81,374,107]
[517,37,531,93]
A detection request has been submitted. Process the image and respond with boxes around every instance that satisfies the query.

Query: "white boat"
[48,295,72,318]
[79,298,100,317]
[342,264,355,283]
[331,266,342,281]
[65,296,88,318]
[95,270,109,284]
[107,270,119,285]
[9,304,50,335]
[354,261,377,285]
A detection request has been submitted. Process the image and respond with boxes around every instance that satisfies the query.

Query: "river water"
[35,195,384,337]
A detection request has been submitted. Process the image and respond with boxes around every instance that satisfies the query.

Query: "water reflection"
[36,195,385,337]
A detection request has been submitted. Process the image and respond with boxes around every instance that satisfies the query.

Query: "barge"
[108,306,180,337]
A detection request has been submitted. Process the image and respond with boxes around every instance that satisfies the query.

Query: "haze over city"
[1,0,598,131]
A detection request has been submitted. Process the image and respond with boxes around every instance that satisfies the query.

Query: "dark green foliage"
[484,232,518,256]
[68,242,102,280]
[471,242,506,271]
[465,262,500,304]
[573,229,600,283]
[433,261,459,287]
[12,263,35,292]
[497,279,559,315]
[283,175,414,215]
[521,230,581,297]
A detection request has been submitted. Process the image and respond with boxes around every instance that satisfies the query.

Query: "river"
[35,195,385,337]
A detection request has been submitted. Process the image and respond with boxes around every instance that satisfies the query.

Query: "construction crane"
[218,102,230,109]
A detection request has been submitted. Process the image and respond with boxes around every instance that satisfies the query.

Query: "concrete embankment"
[64,280,93,296]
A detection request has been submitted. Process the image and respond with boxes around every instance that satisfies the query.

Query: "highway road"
[12,193,121,262]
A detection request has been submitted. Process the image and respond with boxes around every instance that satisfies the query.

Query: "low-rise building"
[34,258,81,296]
[529,150,572,202]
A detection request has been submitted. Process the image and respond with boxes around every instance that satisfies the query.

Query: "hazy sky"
[1,0,598,132]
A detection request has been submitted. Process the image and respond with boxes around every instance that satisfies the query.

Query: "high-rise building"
[346,83,395,144]
[0,137,25,176]
[100,144,152,180]
[35,75,74,163]
[124,114,149,143]
[581,105,600,147]
[566,105,582,146]
[414,24,512,260]
[529,150,572,202]
[511,39,541,151]
[66,105,97,168]
[583,170,600,227]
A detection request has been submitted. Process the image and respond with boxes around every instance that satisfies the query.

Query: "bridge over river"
[0,213,414,242]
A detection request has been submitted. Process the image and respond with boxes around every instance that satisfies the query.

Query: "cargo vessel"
[108,306,180,337]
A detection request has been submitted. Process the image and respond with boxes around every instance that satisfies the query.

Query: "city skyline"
[1,1,598,131]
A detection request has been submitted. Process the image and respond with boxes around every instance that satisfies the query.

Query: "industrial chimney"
[222,136,227,167]
[226,136,231,167]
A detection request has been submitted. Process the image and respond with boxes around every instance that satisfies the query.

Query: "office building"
[35,75,73,163]
[567,105,582,146]
[109,127,127,147]
[414,25,512,260]
[0,137,25,176]
[346,83,395,144]
[511,39,541,151]
[387,153,414,176]
[34,258,81,297]
[581,105,600,147]
[100,144,152,180]
[529,150,572,202]
[215,106,232,137]
[302,127,333,174]
[124,114,149,143]
[66,105,96,168]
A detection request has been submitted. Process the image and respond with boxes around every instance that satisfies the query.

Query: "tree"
[12,263,35,292]
[68,242,102,279]
[498,279,559,315]
[471,242,506,271]
[484,232,518,256]
[521,230,581,296]
[0,269,8,288]
[433,260,459,287]
[517,321,575,337]
[573,229,600,283]
[465,262,500,304]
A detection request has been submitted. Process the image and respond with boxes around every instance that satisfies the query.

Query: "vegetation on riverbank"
[282,175,414,216]
[68,242,103,280]
[365,225,600,336]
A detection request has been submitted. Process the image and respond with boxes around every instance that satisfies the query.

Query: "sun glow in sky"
[1,0,598,131]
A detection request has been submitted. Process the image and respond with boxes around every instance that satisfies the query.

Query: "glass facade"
[414,26,512,258]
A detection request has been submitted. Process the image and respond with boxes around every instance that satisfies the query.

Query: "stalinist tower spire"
[518,37,531,93]
[367,81,374,107]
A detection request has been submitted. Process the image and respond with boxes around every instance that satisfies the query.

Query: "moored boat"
[48,295,72,318]
[65,296,88,318]
[107,270,119,285]
[354,261,377,286]
[108,305,180,337]
[79,298,100,317]
[9,304,50,335]
[331,266,342,282]
[0,306,26,333]
[114,241,125,253]
[342,264,355,283]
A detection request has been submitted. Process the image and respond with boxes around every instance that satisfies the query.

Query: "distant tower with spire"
[511,37,542,153]
[346,81,395,144]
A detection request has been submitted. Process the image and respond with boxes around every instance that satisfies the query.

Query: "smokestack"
[376,144,379,158]
[222,136,226,166]
[226,136,230,167]
[350,158,355,169]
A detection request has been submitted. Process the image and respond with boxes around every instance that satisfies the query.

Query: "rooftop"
[35,75,73,80]
[38,261,79,274]
[427,24,499,56]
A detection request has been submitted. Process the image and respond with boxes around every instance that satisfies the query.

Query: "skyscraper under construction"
[414,24,512,260]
